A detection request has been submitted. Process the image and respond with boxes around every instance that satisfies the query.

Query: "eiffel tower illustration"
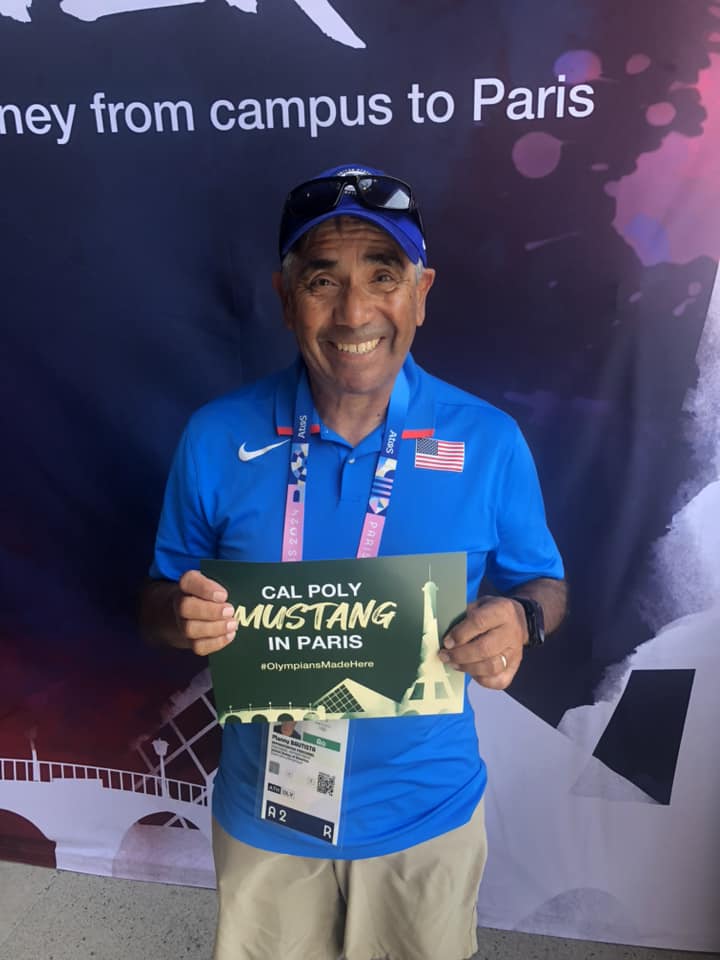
[399,566,458,714]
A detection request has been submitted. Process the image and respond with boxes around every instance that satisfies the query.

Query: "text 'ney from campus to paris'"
[0,77,596,145]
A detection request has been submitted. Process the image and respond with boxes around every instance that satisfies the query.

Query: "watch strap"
[512,596,545,647]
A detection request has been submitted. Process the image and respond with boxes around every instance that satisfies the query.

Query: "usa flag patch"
[414,438,465,473]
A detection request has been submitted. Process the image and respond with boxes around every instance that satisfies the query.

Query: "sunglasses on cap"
[279,174,425,250]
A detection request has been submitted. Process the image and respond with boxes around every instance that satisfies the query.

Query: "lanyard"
[281,366,409,562]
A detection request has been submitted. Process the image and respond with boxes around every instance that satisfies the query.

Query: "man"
[141,163,567,960]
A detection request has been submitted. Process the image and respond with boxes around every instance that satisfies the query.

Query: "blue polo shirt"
[150,355,563,859]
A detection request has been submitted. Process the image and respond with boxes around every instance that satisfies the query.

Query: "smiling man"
[274,214,434,446]
[141,164,567,960]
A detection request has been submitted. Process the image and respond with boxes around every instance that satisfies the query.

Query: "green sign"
[203,552,467,723]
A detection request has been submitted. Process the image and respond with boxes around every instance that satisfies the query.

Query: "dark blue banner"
[1,1,719,949]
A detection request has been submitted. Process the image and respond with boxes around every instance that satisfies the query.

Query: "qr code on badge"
[317,772,335,796]
[268,761,280,775]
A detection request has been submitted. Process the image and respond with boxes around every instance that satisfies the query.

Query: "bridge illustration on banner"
[0,0,366,48]
[0,675,221,880]
[0,753,212,875]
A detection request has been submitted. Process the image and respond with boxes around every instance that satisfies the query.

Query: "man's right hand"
[173,570,238,656]
[139,571,238,655]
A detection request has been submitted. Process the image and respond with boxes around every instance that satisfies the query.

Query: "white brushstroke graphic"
[4,0,366,48]
[0,0,31,19]
[642,268,720,630]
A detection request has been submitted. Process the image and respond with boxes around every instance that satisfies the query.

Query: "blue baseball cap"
[278,164,427,266]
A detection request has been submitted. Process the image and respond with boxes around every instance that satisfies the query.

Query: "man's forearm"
[139,577,188,649]
[509,577,568,635]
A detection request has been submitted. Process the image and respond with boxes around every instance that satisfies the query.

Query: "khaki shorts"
[212,800,487,960]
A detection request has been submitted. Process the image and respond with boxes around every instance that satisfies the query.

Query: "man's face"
[273,217,435,405]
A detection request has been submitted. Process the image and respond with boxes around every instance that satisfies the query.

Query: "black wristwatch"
[512,597,545,647]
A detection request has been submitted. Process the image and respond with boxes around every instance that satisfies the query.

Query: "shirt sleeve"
[485,423,564,592]
[149,422,217,581]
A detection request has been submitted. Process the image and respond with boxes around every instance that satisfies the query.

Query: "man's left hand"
[438,596,527,690]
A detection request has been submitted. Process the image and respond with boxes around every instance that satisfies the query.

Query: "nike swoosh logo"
[238,440,290,462]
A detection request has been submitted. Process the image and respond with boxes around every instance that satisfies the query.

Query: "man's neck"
[312,387,392,448]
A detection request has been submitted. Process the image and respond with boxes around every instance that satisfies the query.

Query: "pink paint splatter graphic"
[605,53,720,266]
[553,50,603,83]
[512,132,564,178]
[674,299,695,316]
[626,53,651,75]
[646,102,677,126]
[674,281,705,316]
[525,232,579,251]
